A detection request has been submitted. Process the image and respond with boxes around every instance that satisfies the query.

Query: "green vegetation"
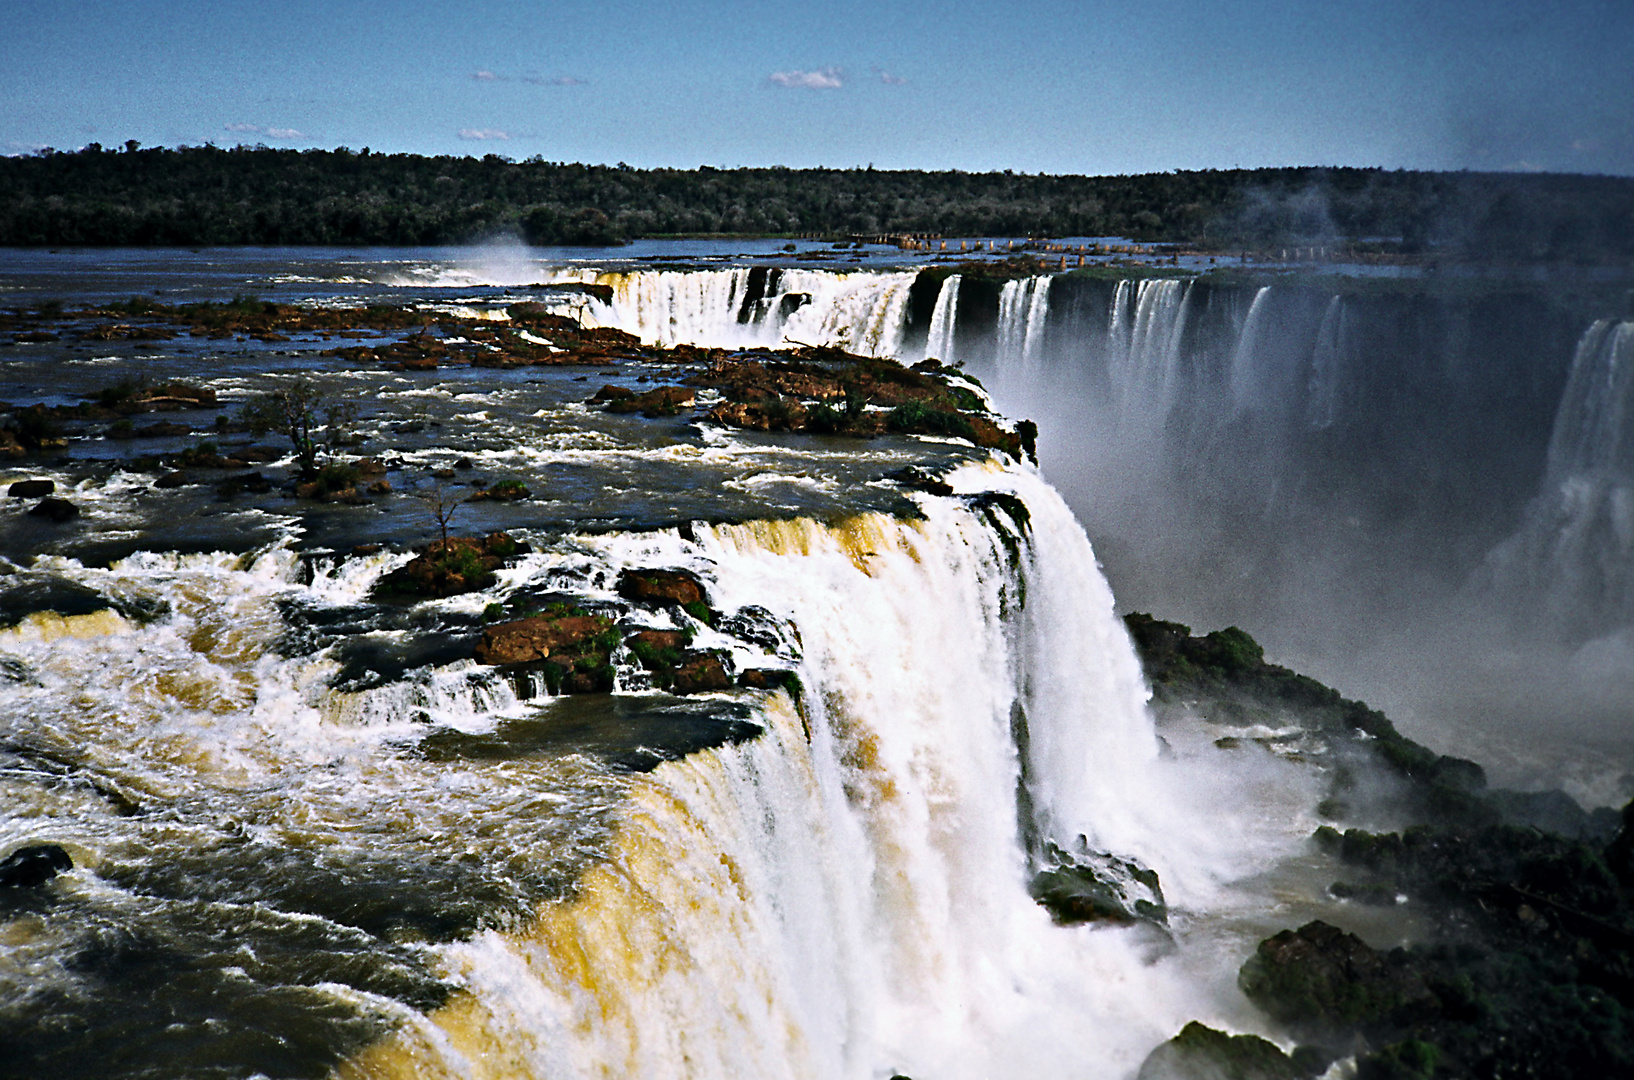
[886,401,976,440]
[3,146,1631,260]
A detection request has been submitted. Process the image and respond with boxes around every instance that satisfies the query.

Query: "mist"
[959,273,1634,804]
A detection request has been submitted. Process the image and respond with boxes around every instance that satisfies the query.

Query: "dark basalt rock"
[1238,921,1434,1046]
[1030,840,1166,926]
[27,497,78,522]
[604,385,695,418]
[884,465,954,497]
[215,471,272,499]
[0,577,168,628]
[134,420,191,438]
[1136,1022,1308,1080]
[587,384,634,404]
[467,480,530,502]
[8,478,53,498]
[0,844,72,888]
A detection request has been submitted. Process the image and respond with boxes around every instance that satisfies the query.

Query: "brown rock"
[616,568,707,608]
[588,384,635,404]
[628,629,688,653]
[671,653,732,694]
[604,385,696,418]
[475,613,613,665]
[738,668,799,692]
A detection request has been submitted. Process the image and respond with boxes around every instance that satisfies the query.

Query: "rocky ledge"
[1128,615,1634,1080]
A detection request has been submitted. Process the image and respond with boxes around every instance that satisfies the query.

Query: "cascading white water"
[341,462,1320,1080]
[1305,295,1347,430]
[995,277,1051,364]
[1114,278,1189,420]
[1227,286,1273,413]
[924,273,962,364]
[543,267,921,357]
[1480,319,1634,639]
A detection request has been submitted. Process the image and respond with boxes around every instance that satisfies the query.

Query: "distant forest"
[2,143,1631,260]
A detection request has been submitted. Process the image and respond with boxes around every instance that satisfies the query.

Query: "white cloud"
[875,68,908,85]
[768,67,843,89]
[472,69,502,81]
[223,123,303,139]
[458,128,511,141]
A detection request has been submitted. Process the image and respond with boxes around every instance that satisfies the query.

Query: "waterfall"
[1227,286,1273,413]
[924,273,962,364]
[1114,278,1189,418]
[340,464,1297,1080]
[543,267,921,357]
[995,277,1052,363]
[1480,320,1634,640]
[1305,295,1346,430]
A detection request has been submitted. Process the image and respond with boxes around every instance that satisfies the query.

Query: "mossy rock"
[1238,921,1434,1043]
[1136,1022,1307,1080]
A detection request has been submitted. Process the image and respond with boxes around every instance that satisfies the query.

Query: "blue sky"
[3,0,1631,175]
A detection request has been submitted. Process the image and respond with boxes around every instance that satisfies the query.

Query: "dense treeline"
[2,143,1631,260]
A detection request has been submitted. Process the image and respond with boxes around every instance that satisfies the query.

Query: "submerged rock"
[0,843,72,888]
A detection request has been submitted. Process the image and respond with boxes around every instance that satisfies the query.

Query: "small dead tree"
[416,480,466,548]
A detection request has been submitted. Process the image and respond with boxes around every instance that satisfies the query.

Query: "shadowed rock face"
[8,478,54,498]
[0,843,73,888]
[1238,921,1433,1045]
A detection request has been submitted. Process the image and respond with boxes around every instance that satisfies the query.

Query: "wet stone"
[0,844,73,888]
[28,497,79,522]
[8,478,54,498]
